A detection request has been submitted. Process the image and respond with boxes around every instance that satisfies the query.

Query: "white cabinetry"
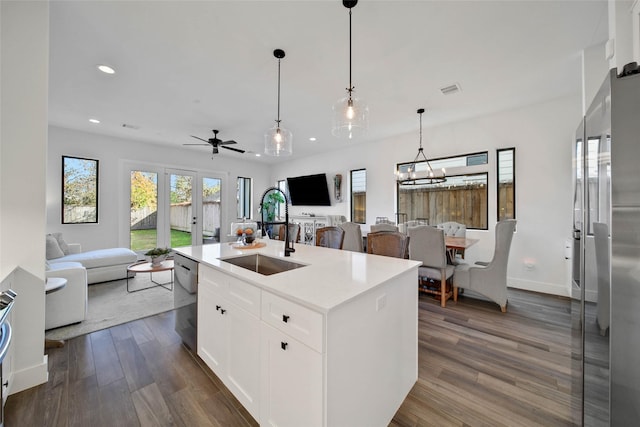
[197,264,261,419]
[290,216,328,245]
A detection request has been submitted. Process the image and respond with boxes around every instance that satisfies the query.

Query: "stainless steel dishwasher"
[174,253,198,352]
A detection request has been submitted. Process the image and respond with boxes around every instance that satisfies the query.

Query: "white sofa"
[45,261,87,330]
[46,233,138,284]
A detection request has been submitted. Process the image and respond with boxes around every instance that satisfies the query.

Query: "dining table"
[444,236,479,260]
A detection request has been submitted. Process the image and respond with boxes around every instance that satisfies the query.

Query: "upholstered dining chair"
[315,226,345,249]
[370,223,399,233]
[338,222,364,252]
[453,219,516,312]
[437,221,467,263]
[278,222,301,244]
[408,225,455,307]
[366,231,409,259]
[593,222,610,336]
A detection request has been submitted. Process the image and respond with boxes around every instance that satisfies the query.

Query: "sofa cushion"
[53,248,138,269]
[50,232,70,255]
[46,235,65,260]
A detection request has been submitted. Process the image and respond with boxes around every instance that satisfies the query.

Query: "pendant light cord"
[348,7,353,95]
[276,57,281,127]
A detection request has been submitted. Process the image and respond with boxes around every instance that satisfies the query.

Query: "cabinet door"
[260,323,323,427]
[226,301,261,420]
[197,285,227,375]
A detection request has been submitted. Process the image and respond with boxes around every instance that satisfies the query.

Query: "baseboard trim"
[508,277,569,297]
[9,355,48,395]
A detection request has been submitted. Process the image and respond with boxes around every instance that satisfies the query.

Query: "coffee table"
[126,259,174,293]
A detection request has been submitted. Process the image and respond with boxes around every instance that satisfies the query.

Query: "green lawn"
[130,229,192,251]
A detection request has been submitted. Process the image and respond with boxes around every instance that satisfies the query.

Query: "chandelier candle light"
[396,108,446,185]
[265,49,292,156]
[332,0,368,140]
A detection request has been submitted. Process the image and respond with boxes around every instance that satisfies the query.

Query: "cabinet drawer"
[227,275,261,317]
[199,264,228,295]
[262,292,324,353]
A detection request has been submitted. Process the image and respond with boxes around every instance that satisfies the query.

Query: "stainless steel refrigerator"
[573,67,640,426]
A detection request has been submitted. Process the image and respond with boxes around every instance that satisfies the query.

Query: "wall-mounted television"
[286,173,331,206]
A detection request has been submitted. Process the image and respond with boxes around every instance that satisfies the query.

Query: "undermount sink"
[222,254,307,276]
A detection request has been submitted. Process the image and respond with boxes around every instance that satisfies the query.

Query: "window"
[350,169,366,223]
[497,148,515,221]
[62,156,99,224]
[397,152,488,229]
[237,177,251,219]
[277,179,287,218]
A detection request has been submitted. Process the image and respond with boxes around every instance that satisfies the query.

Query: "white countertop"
[174,239,420,313]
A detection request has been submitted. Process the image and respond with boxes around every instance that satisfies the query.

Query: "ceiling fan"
[184,129,245,154]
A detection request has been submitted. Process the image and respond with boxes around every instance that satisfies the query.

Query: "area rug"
[45,270,195,341]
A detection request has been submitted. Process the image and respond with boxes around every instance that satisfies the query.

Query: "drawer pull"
[282,314,290,323]
[281,341,288,350]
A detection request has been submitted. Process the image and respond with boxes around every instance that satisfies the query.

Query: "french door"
[127,163,224,253]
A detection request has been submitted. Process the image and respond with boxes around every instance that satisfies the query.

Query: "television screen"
[286,173,331,206]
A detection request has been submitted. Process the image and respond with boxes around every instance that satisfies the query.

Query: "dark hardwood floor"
[6,289,578,426]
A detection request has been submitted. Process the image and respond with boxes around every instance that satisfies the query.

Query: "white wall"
[273,95,581,296]
[1,0,49,394]
[47,126,271,249]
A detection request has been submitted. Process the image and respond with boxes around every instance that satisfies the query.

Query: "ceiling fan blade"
[219,139,238,145]
[221,145,245,154]
[183,143,211,146]
[190,135,210,143]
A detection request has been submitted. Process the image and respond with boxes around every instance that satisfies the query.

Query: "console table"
[290,215,328,245]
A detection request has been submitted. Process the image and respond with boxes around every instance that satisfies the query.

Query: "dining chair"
[453,219,516,312]
[370,223,399,233]
[315,226,345,249]
[366,231,409,259]
[593,222,610,336]
[278,222,301,243]
[437,221,467,263]
[408,225,455,307]
[338,222,364,252]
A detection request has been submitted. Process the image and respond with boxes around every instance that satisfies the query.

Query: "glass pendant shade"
[332,95,369,140]
[264,125,292,156]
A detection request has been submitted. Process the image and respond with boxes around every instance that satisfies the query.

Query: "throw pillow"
[46,235,65,260]
[51,232,70,255]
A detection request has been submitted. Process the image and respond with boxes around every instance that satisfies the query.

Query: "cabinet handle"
[220,309,226,315]
[2,381,7,388]
[282,314,290,323]
[281,342,288,350]
[216,305,221,311]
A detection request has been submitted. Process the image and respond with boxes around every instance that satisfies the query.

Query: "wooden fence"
[398,184,489,228]
[131,201,221,236]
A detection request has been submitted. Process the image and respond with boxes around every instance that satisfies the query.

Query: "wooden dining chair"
[278,223,301,243]
[366,231,409,259]
[408,225,455,307]
[315,226,345,249]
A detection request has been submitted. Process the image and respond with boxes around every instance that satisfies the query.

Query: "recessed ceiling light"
[97,64,115,74]
[255,153,261,157]
[89,118,100,124]
[309,137,317,142]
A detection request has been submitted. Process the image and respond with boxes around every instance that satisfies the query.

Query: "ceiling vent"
[440,83,461,95]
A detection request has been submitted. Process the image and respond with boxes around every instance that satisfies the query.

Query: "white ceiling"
[48,0,608,164]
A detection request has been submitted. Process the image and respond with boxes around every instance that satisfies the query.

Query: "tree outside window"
[62,156,98,224]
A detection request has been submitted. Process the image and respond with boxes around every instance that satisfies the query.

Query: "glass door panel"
[130,171,159,252]
[169,172,195,248]
[202,176,222,244]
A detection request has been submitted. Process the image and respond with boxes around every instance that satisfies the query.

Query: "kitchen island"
[174,239,420,427]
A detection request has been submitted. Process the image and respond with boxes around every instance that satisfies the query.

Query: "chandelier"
[396,108,446,185]
[332,0,368,140]
[265,49,292,156]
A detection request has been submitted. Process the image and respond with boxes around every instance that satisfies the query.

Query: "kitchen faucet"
[259,187,294,257]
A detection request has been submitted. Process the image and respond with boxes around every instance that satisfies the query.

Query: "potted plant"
[260,190,285,238]
[145,247,171,266]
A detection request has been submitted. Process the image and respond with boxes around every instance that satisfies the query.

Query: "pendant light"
[265,49,292,156]
[332,0,368,140]
[396,109,446,185]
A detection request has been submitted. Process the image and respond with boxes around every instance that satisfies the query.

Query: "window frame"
[350,168,366,224]
[62,155,99,224]
[496,147,516,221]
[237,176,252,219]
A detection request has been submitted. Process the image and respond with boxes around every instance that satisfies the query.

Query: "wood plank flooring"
[5,289,578,426]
